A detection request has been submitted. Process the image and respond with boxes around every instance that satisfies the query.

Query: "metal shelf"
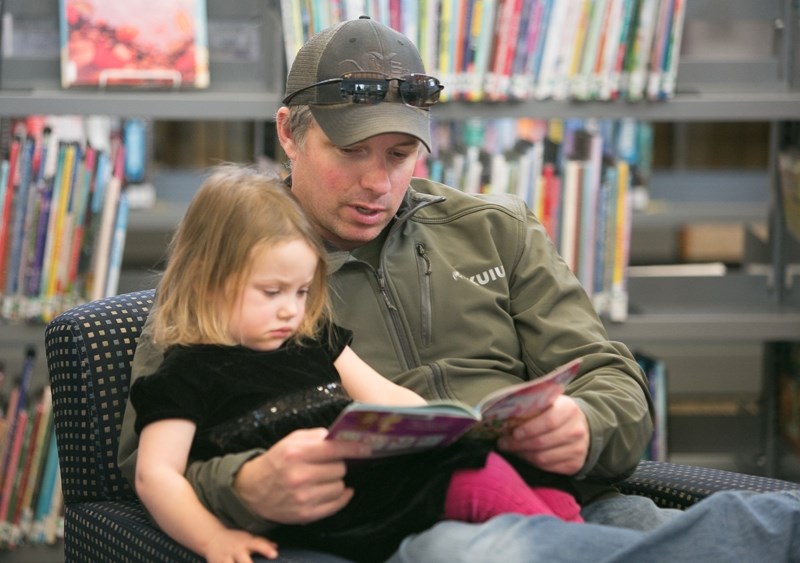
[605,309,800,343]
[433,92,800,122]
[0,90,283,120]
[1,90,798,122]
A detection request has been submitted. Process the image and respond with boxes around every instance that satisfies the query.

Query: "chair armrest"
[617,460,800,509]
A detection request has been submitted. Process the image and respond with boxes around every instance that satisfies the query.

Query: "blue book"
[30,430,59,543]
[24,130,53,299]
[4,137,36,300]
[104,191,129,297]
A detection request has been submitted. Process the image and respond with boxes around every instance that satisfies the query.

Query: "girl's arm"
[136,419,278,562]
[335,345,426,406]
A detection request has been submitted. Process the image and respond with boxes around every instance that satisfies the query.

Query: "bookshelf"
[0,1,799,555]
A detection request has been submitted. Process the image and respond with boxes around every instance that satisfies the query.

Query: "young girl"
[131,164,582,563]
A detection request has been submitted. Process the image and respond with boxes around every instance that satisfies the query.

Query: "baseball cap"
[283,17,434,151]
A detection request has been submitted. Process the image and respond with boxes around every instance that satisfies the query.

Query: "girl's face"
[226,238,319,351]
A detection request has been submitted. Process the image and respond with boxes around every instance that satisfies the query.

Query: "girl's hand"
[203,528,278,563]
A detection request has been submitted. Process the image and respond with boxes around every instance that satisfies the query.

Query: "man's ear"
[275,107,297,159]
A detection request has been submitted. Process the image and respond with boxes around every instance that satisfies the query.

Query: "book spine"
[609,158,631,321]
[18,388,52,541]
[66,145,96,300]
[646,0,673,100]
[90,142,124,301]
[467,0,497,101]
[104,191,128,297]
[610,0,639,100]
[625,0,659,101]
[508,0,536,100]
[0,137,21,294]
[3,137,36,310]
[7,400,42,548]
[660,0,685,99]
[0,410,27,542]
[0,386,19,485]
[30,430,58,545]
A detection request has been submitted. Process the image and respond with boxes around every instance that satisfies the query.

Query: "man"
[118,17,800,562]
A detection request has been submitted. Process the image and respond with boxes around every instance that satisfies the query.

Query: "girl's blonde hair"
[152,163,329,348]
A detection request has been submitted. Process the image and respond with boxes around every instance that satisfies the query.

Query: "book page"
[327,403,478,457]
[471,357,582,438]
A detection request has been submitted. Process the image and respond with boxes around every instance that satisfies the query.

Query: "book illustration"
[327,357,582,457]
[60,0,209,89]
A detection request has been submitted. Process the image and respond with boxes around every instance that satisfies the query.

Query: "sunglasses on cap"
[283,71,444,108]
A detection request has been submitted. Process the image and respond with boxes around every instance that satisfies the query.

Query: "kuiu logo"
[452,266,506,286]
[339,52,409,75]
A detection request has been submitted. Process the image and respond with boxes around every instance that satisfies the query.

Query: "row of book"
[0,115,135,323]
[0,347,63,550]
[419,117,653,321]
[281,0,687,102]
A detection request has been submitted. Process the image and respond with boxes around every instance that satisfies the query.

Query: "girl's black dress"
[130,324,488,562]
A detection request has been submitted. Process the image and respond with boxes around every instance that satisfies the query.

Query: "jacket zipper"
[416,243,433,347]
[376,267,415,371]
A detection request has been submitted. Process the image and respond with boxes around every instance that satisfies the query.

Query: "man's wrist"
[186,451,275,534]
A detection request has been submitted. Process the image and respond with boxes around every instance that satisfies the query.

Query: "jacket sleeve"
[117,312,270,531]
[508,203,654,481]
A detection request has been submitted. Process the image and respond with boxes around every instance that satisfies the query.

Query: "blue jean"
[581,491,683,530]
[386,490,800,562]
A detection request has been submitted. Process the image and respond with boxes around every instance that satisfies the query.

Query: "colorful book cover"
[327,358,582,457]
[467,0,497,101]
[59,0,209,89]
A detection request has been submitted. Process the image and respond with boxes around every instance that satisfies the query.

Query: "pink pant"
[444,451,584,523]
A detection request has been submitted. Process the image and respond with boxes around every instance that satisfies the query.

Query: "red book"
[60,0,210,88]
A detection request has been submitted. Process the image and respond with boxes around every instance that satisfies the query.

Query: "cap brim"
[309,103,431,152]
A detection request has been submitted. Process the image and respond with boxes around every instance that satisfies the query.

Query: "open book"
[327,358,582,457]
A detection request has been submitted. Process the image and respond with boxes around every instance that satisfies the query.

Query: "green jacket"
[117,178,653,532]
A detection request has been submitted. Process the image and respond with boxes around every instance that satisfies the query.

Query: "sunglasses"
[283,72,444,108]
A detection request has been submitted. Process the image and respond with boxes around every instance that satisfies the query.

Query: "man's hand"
[497,395,590,476]
[233,427,371,524]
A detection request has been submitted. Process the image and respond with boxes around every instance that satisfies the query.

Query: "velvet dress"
[130,324,488,562]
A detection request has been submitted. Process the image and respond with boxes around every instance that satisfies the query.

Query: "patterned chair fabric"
[45,290,800,561]
[46,289,201,562]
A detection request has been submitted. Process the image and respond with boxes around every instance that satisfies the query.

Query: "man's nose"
[360,157,392,194]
